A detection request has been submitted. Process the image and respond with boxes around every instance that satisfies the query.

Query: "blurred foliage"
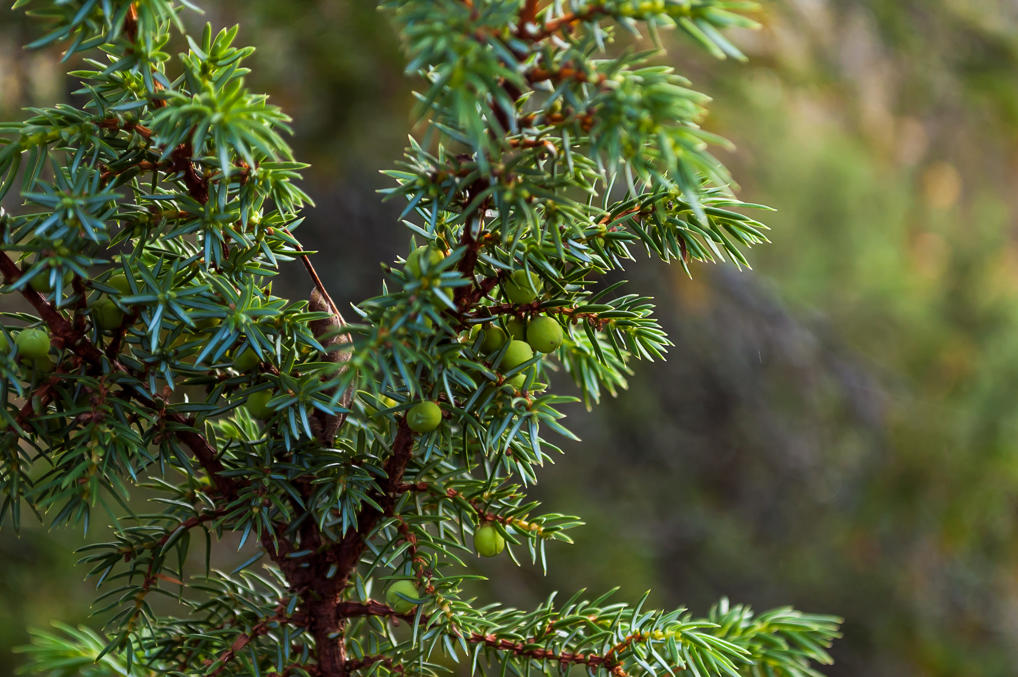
[3,0,1018,675]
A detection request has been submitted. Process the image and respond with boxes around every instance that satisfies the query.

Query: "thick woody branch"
[308,286,353,445]
[329,421,417,584]
[300,421,416,675]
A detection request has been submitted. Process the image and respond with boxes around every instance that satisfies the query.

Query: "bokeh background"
[3,1,1018,674]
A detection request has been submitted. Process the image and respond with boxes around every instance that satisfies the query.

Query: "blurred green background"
[4,1,1018,674]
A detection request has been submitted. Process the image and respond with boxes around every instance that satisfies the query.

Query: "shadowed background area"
[3,1,1018,674]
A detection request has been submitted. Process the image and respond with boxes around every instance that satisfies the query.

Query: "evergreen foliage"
[0,1,841,675]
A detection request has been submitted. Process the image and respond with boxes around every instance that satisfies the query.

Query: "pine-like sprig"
[1,1,839,675]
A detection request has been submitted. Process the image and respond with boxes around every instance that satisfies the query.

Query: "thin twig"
[283,227,342,317]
